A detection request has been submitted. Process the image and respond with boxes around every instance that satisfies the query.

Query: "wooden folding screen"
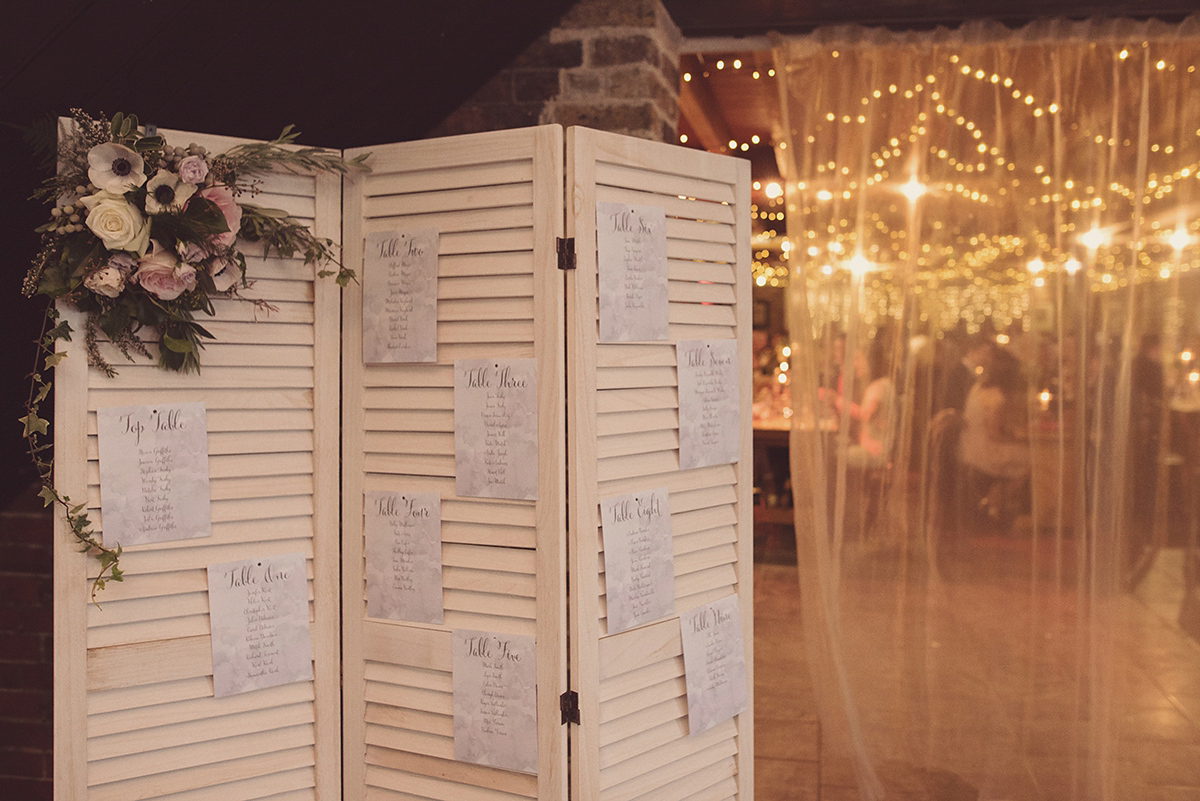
[565,128,753,801]
[55,124,750,801]
[54,128,343,799]
[340,127,569,801]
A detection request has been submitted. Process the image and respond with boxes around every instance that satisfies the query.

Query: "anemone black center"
[154,185,176,205]
[112,158,132,176]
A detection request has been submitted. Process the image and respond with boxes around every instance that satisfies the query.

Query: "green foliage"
[23,110,372,599]
[22,310,122,603]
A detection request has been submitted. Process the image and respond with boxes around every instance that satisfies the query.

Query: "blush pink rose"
[135,240,197,301]
[197,186,242,247]
[177,155,209,185]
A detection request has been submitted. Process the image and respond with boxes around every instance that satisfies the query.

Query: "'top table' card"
[96,401,212,548]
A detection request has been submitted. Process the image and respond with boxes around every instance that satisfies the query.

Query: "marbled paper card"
[452,629,539,774]
[676,339,740,470]
[97,401,211,548]
[364,490,443,624]
[680,594,748,736]
[601,486,675,634]
[597,201,668,342]
[207,552,313,698]
[362,227,438,363]
[454,358,538,500]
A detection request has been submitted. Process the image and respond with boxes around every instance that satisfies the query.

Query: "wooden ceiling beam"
[678,55,733,154]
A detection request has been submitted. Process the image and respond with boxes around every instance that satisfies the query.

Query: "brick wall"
[433,0,681,142]
[0,485,54,800]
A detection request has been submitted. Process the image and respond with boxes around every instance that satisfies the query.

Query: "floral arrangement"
[20,109,368,598]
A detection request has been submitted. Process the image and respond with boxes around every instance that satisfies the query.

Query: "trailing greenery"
[22,109,369,599]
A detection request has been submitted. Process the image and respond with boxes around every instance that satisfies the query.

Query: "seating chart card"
[362,227,438,363]
[96,401,212,547]
[676,339,740,470]
[680,594,748,736]
[453,358,539,500]
[452,629,539,775]
[596,201,668,342]
[364,490,443,624]
[600,486,675,634]
[207,552,314,698]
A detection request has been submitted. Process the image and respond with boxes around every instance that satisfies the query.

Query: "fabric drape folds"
[774,16,1200,800]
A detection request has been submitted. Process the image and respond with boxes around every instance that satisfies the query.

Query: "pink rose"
[197,186,242,247]
[135,240,197,301]
[177,155,209,185]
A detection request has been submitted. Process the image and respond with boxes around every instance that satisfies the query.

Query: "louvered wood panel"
[567,128,753,801]
[54,127,341,799]
[342,127,567,801]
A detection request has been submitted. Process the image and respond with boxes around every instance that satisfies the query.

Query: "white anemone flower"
[144,169,197,214]
[87,143,146,194]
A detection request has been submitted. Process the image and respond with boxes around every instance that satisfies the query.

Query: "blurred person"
[959,348,1030,528]
[939,332,994,413]
[824,335,896,468]
[1129,332,1164,566]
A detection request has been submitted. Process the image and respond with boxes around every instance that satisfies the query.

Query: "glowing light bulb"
[1170,228,1190,251]
[1028,257,1045,273]
[1064,257,1082,275]
[781,345,792,357]
[765,182,783,199]
[1183,350,1194,363]
[847,254,872,277]
[1081,228,1107,250]
[902,179,926,201]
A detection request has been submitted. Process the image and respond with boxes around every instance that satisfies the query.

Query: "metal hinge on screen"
[556,237,576,270]
[560,690,580,725]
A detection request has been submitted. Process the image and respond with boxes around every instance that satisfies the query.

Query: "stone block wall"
[432,0,681,142]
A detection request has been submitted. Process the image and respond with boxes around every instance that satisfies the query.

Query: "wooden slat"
[569,128,752,801]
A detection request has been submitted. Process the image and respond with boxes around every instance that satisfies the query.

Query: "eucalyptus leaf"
[162,333,195,353]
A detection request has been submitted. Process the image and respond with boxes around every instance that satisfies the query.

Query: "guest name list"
[454,358,538,500]
[676,339,740,469]
[362,228,438,363]
[452,629,539,774]
[364,490,443,624]
[596,201,668,342]
[96,401,212,547]
[601,486,675,634]
[680,594,748,735]
[208,553,314,698]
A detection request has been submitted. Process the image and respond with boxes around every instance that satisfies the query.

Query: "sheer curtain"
[772,16,1200,800]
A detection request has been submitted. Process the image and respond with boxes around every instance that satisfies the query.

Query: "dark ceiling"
[663,0,1200,36]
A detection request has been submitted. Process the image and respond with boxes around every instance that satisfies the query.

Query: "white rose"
[83,267,126,298]
[80,191,151,254]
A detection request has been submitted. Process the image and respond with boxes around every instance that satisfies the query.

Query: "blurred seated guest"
[939,332,994,413]
[1129,332,1164,564]
[823,336,895,468]
[958,348,1030,527]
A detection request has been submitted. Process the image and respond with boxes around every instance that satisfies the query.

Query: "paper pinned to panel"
[96,401,212,547]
